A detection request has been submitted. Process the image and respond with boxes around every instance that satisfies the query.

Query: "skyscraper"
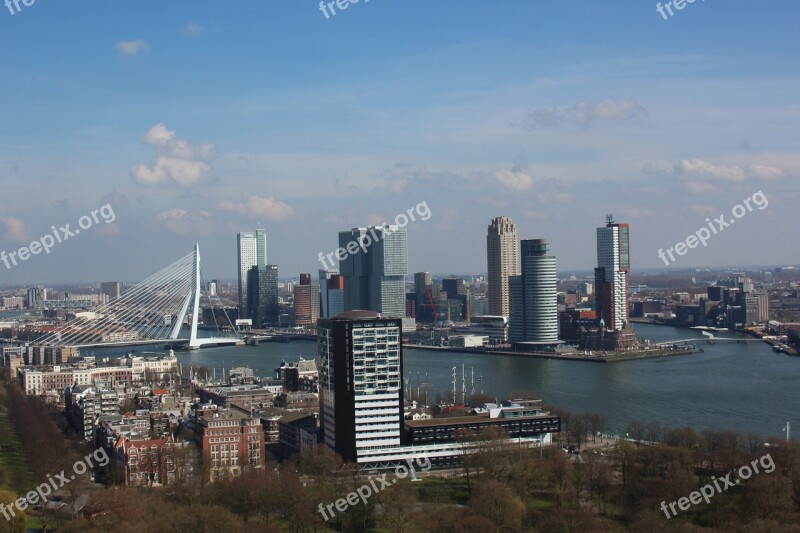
[339,226,408,318]
[318,311,403,463]
[595,216,630,331]
[509,239,559,345]
[414,272,434,323]
[237,230,268,321]
[100,282,121,300]
[294,273,320,326]
[487,217,519,317]
[319,269,335,318]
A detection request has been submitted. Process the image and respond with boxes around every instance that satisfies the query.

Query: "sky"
[0,0,798,285]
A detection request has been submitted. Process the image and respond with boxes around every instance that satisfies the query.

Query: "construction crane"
[423,282,438,325]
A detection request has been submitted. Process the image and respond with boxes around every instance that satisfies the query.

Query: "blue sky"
[0,0,798,284]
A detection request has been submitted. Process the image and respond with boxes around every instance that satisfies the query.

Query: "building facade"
[339,226,408,319]
[195,408,264,480]
[487,216,519,317]
[318,311,403,463]
[595,216,630,331]
[293,273,320,326]
[509,239,559,345]
[237,230,268,321]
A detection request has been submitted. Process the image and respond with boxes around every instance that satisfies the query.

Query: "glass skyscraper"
[594,216,630,331]
[338,226,408,318]
[238,229,274,324]
[509,239,559,345]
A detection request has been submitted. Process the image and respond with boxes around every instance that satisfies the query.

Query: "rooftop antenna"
[606,213,615,225]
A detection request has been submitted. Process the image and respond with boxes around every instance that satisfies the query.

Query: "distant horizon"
[1,263,796,290]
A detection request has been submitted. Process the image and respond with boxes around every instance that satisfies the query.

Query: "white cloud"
[366,214,386,226]
[155,208,211,235]
[675,159,788,188]
[685,181,716,194]
[536,192,572,203]
[677,159,746,182]
[689,204,718,216]
[218,196,295,222]
[0,216,28,242]
[523,98,648,130]
[116,39,149,56]
[494,169,534,192]
[132,124,215,187]
[620,208,653,219]
[184,23,204,37]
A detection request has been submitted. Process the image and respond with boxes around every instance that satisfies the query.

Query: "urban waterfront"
[88,323,798,440]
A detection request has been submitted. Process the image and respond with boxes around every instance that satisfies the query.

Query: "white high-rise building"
[595,216,630,331]
[237,229,268,320]
[487,217,519,317]
[509,239,559,345]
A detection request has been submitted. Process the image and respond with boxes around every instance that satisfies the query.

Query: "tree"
[588,412,609,443]
[468,480,525,533]
[626,420,646,448]
[569,414,590,450]
[377,478,418,533]
[0,489,26,533]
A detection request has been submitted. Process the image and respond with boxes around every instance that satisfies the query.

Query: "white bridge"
[34,245,241,350]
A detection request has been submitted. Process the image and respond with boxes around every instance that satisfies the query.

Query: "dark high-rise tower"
[317,311,403,463]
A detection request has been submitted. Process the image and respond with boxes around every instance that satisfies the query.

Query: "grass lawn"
[0,409,31,493]
[414,476,471,505]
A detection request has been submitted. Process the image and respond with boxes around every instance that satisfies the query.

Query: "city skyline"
[0,2,797,285]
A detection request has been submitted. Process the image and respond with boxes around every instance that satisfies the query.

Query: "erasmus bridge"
[33,245,241,351]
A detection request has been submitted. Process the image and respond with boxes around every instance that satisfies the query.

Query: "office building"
[594,216,630,331]
[26,287,46,308]
[339,226,408,319]
[194,408,264,480]
[237,229,268,321]
[509,239,559,345]
[442,277,466,299]
[319,269,345,319]
[414,272,434,323]
[487,216,519,317]
[100,282,121,300]
[318,311,403,463]
[208,280,218,298]
[293,273,320,327]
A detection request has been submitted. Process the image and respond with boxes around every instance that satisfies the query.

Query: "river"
[91,323,797,439]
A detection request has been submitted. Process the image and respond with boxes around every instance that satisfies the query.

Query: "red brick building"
[195,408,263,480]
